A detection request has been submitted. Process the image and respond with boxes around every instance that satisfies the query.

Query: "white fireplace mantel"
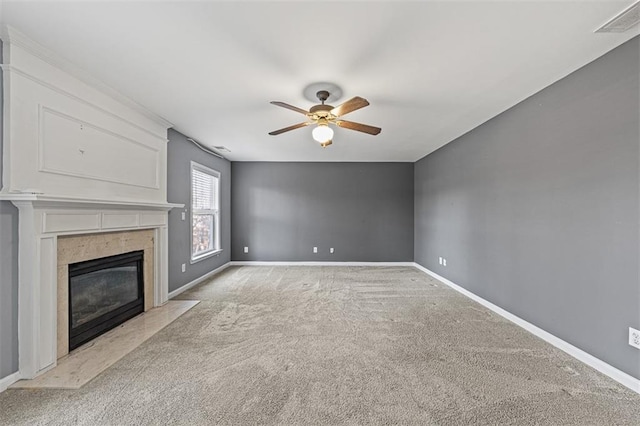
[0,193,182,213]
[1,28,183,381]
[1,194,183,379]
[0,193,180,208]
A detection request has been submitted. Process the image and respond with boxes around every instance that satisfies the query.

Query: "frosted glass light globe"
[312,124,334,143]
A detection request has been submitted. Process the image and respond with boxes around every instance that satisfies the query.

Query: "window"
[191,162,221,262]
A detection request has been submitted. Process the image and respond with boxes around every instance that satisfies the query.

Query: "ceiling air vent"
[595,1,639,33]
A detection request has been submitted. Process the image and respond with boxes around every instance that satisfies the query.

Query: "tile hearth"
[10,300,199,389]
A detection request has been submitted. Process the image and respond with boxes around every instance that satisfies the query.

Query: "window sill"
[190,249,223,264]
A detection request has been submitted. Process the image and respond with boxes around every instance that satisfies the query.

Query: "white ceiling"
[1,0,638,162]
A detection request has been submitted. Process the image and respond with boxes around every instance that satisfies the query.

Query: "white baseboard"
[168,262,231,299]
[412,262,640,395]
[0,371,20,393]
[229,261,415,267]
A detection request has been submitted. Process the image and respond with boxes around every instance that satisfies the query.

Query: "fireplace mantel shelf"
[0,193,184,211]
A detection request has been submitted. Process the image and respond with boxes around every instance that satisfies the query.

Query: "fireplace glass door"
[68,250,144,350]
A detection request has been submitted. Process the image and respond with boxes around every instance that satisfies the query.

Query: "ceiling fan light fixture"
[312,123,334,143]
[269,89,381,146]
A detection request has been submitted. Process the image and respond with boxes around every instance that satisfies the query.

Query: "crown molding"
[0,25,173,130]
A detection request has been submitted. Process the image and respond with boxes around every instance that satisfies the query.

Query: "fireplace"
[0,29,180,381]
[68,251,145,351]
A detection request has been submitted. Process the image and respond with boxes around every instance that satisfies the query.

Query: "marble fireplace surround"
[0,195,182,380]
[56,229,155,359]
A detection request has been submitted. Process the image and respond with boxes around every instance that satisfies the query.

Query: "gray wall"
[231,162,414,261]
[414,37,639,379]
[167,129,231,293]
[0,39,20,381]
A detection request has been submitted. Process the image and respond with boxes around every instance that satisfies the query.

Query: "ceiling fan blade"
[268,122,311,135]
[335,120,382,136]
[330,96,369,117]
[270,101,309,115]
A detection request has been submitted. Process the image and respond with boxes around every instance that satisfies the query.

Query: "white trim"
[190,249,223,265]
[168,262,231,299]
[412,263,640,395]
[229,261,415,267]
[0,372,21,393]
[37,105,162,189]
[190,161,221,262]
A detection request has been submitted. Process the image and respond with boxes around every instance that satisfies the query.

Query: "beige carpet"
[0,266,638,425]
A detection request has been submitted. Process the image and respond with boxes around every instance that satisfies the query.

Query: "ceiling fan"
[268,90,381,148]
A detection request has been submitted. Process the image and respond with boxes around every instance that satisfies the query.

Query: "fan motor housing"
[309,104,333,114]
[309,104,333,118]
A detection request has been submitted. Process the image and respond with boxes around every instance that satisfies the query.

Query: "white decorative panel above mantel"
[1,26,172,203]
[39,106,160,190]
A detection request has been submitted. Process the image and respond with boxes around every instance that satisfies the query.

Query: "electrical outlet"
[313,247,318,253]
[181,263,186,273]
[439,257,443,265]
[330,248,334,254]
[443,258,447,266]
[243,246,249,253]
[630,327,640,349]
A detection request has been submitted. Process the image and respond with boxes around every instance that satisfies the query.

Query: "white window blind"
[192,169,217,210]
[191,163,220,261]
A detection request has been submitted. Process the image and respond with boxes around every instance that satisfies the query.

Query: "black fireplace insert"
[68,250,144,351]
